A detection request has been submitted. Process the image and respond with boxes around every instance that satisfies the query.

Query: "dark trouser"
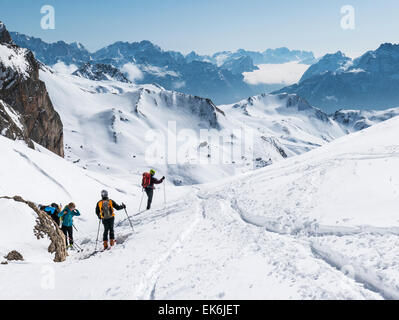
[50,214,60,227]
[145,188,154,210]
[102,217,115,241]
[61,226,73,245]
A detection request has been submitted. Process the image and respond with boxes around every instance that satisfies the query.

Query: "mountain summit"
[0,21,13,44]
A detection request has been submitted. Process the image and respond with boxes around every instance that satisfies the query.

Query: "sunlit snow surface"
[1,110,399,299]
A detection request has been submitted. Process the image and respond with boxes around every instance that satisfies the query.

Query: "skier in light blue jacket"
[58,202,81,248]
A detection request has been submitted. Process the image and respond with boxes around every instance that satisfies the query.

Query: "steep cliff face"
[0,21,64,156]
[0,99,30,145]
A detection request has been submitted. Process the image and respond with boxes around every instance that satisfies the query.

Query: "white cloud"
[243,62,310,85]
[52,61,78,74]
[173,81,186,89]
[121,63,144,82]
[141,65,180,78]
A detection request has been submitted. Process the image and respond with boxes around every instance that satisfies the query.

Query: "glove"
[122,203,126,209]
[161,176,165,181]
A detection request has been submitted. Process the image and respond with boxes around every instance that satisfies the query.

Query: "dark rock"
[0,21,13,44]
[4,250,24,261]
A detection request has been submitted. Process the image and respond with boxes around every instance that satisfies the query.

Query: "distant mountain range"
[10,31,315,105]
[275,43,399,112]
[12,31,399,113]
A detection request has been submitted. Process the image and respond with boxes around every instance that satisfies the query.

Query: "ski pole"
[72,242,83,252]
[138,189,144,213]
[73,225,78,232]
[95,219,101,252]
[124,206,135,232]
[163,180,166,206]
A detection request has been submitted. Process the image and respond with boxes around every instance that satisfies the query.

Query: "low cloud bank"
[243,62,309,85]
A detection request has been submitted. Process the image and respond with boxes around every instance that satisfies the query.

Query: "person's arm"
[95,202,100,218]
[111,200,125,211]
[58,209,67,218]
[73,209,81,216]
[44,207,56,214]
[153,176,165,185]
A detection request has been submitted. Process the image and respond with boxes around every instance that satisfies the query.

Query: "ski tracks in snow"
[203,166,397,299]
[132,196,203,300]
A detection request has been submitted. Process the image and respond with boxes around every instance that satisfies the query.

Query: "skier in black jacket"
[144,169,165,210]
[39,203,61,227]
[95,190,126,249]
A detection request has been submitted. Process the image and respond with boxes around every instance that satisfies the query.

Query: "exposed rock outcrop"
[5,250,24,261]
[0,195,67,262]
[73,62,131,83]
[0,21,12,44]
[0,21,64,156]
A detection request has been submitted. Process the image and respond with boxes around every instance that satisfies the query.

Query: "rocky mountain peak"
[0,25,64,156]
[0,21,13,44]
[72,62,130,83]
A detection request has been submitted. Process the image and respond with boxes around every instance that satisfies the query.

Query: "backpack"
[142,172,151,188]
[99,200,114,220]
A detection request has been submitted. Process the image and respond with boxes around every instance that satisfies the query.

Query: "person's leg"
[146,189,153,210]
[103,219,110,249]
[68,226,73,245]
[102,220,109,242]
[53,215,60,227]
[61,226,68,245]
[110,217,115,246]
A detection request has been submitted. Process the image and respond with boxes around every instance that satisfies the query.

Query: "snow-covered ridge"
[0,43,30,82]
[332,107,399,132]
[131,87,223,129]
[220,93,346,160]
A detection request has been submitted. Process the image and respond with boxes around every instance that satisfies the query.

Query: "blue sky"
[2,0,399,58]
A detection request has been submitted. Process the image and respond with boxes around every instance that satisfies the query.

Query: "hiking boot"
[103,241,108,250]
[110,239,115,246]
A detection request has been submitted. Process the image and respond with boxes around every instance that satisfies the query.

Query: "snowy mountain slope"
[0,133,189,298]
[39,68,232,185]
[147,114,399,299]
[333,107,399,132]
[2,112,399,299]
[202,115,399,299]
[219,93,346,161]
[39,67,349,185]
